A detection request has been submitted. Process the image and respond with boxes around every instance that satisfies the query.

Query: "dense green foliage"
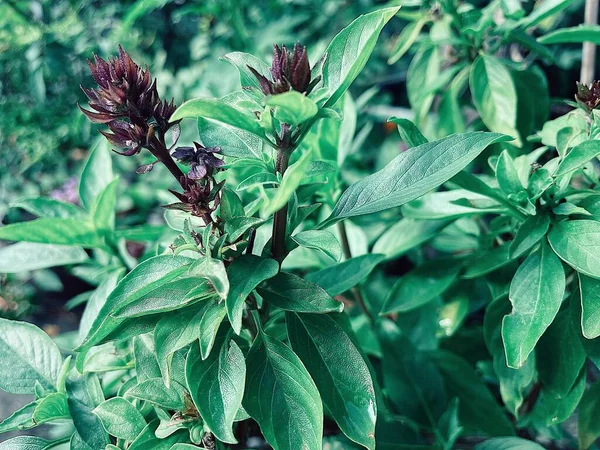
[3,0,600,449]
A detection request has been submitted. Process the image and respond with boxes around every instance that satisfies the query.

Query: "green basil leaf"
[388,18,427,64]
[388,117,428,147]
[0,401,37,433]
[221,52,271,92]
[243,329,323,450]
[287,312,376,450]
[502,242,565,368]
[463,244,514,279]
[93,397,147,441]
[509,214,550,258]
[77,255,193,355]
[267,91,318,125]
[257,272,343,313]
[186,339,246,444]
[79,141,114,211]
[226,255,279,334]
[0,218,104,248]
[125,378,186,410]
[555,140,600,176]
[407,47,440,121]
[133,334,161,382]
[496,150,524,197]
[198,117,263,160]
[171,97,264,138]
[0,318,63,394]
[0,243,89,273]
[470,56,520,146]
[0,437,53,450]
[10,198,86,219]
[155,303,207,385]
[128,420,189,450]
[381,260,460,314]
[291,229,342,261]
[516,0,576,29]
[66,372,110,450]
[548,220,600,278]
[579,274,600,339]
[403,190,505,220]
[306,253,385,296]
[92,178,118,232]
[198,300,227,359]
[321,133,510,226]
[321,7,399,107]
[539,24,600,44]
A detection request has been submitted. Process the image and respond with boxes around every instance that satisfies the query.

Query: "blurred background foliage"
[0,0,590,325]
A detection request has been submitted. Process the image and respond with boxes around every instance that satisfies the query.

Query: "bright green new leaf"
[470,56,520,146]
[306,253,385,296]
[186,339,246,443]
[502,242,565,368]
[0,318,63,394]
[94,397,147,441]
[267,91,318,125]
[170,97,264,137]
[555,140,600,176]
[321,7,400,107]
[0,218,104,248]
[226,255,279,334]
[79,141,114,211]
[0,243,88,273]
[243,328,323,450]
[321,133,511,226]
[221,52,271,93]
[257,272,343,313]
[287,312,376,450]
[548,220,600,279]
[292,229,342,261]
[496,150,524,197]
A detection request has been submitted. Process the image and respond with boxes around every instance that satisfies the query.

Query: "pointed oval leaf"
[94,397,147,440]
[548,220,600,279]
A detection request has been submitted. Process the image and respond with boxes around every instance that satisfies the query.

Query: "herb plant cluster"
[2,2,600,449]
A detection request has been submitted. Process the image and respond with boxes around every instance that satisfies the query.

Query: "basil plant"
[2,3,600,450]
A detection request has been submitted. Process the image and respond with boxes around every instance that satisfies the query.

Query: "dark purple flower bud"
[248,42,312,96]
[172,143,224,180]
[576,81,600,112]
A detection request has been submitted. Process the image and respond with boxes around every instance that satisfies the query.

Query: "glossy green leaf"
[580,274,600,339]
[198,117,263,160]
[243,328,323,450]
[77,255,193,354]
[128,420,189,450]
[225,255,279,334]
[517,0,576,29]
[79,141,114,211]
[0,218,104,248]
[155,303,206,384]
[403,189,504,220]
[112,277,214,318]
[0,318,63,394]
[463,244,514,279]
[133,334,161,381]
[372,218,451,260]
[555,140,600,176]
[496,150,524,197]
[539,24,600,44]
[292,229,342,261]
[509,214,550,258]
[10,197,86,219]
[381,260,460,314]
[199,300,227,359]
[0,401,37,433]
[0,437,53,450]
[267,91,318,125]
[407,47,440,121]
[470,56,520,145]
[93,397,146,440]
[388,117,428,147]
[186,339,245,443]
[306,253,385,296]
[548,220,600,278]
[92,178,118,232]
[257,272,343,313]
[0,242,88,273]
[287,312,376,450]
[388,18,426,64]
[321,133,510,226]
[502,242,565,368]
[579,381,600,449]
[171,97,264,137]
[321,7,399,107]
[221,51,271,92]
[125,378,186,410]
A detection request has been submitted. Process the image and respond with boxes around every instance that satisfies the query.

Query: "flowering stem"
[271,147,291,263]
[156,131,187,189]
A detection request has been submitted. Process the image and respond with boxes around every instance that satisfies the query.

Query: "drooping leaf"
[257,272,343,313]
[243,328,323,450]
[186,339,246,444]
[287,312,376,450]
[225,255,279,334]
[321,133,511,226]
[502,242,565,368]
[0,318,63,394]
